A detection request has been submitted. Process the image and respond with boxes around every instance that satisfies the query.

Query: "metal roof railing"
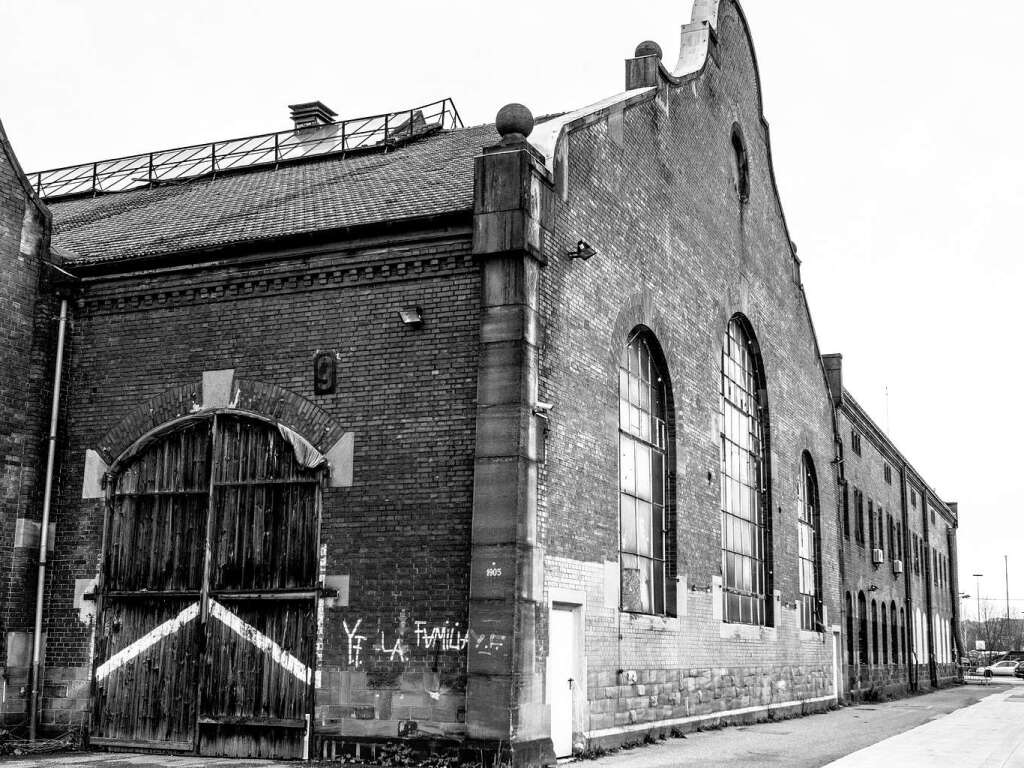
[31,98,463,200]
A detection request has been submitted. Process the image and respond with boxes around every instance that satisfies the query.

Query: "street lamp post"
[972,573,985,661]
[972,573,983,623]
[959,593,972,655]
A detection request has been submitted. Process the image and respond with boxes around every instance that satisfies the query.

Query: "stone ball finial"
[496,103,534,141]
[635,40,663,60]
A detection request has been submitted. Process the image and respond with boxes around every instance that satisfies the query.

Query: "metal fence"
[31,98,462,200]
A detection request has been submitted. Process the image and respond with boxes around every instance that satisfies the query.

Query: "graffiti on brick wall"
[340,613,504,668]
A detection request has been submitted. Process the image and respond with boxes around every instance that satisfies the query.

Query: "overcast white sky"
[2,1,1021,623]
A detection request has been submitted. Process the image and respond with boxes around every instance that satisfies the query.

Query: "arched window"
[881,605,889,664]
[871,600,879,664]
[619,330,672,615]
[720,316,771,625]
[891,602,899,665]
[857,592,869,665]
[731,126,750,202]
[900,607,907,664]
[797,452,821,631]
[845,592,854,665]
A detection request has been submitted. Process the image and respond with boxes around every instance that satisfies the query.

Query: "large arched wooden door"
[91,414,322,758]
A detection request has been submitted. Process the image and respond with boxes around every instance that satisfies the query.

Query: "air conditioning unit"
[872,548,884,565]
[892,559,904,574]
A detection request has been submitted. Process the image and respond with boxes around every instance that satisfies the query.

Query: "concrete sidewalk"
[823,687,1024,768]
[1,685,1021,767]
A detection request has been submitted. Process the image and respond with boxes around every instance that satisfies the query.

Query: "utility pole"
[1005,555,1011,621]
[973,573,983,624]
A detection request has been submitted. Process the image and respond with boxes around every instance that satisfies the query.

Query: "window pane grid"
[619,335,668,615]
[797,455,820,631]
[720,321,769,625]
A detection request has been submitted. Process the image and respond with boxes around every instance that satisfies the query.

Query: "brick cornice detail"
[75,251,474,314]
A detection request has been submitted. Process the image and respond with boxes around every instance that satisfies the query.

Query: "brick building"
[0,1,960,764]
[824,355,961,700]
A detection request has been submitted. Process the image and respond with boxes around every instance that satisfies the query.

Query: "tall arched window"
[891,602,899,665]
[881,605,889,664]
[871,600,879,664]
[857,592,869,665]
[720,316,771,625]
[797,452,821,631]
[845,592,854,665]
[900,607,907,665]
[619,331,671,615]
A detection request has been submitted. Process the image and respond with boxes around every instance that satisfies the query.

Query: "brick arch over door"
[82,372,353,497]
[95,373,346,463]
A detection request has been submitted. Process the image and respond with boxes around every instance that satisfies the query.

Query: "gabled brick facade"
[0,0,960,764]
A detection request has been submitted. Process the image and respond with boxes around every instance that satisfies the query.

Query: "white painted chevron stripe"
[208,599,311,685]
[94,599,311,686]
[95,602,200,681]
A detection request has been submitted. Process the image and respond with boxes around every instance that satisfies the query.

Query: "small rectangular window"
[850,429,862,456]
[883,463,892,484]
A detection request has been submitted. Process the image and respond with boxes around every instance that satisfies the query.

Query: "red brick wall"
[534,1,840,739]
[41,231,480,734]
[838,401,958,698]
[0,119,55,698]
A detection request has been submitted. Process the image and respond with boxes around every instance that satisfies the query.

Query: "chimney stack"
[288,101,337,130]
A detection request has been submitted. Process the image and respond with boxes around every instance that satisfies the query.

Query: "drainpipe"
[29,297,68,741]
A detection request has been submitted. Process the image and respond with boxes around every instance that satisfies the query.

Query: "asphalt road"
[0,681,1017,768]
[586,681,1018,768]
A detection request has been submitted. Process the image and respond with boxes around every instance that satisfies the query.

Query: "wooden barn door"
[92,414,321,758]
[199,415,320,758]
[92,420,210,751]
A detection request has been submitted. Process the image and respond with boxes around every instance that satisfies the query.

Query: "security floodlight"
[568,240,597,261]
[397,307,424,327]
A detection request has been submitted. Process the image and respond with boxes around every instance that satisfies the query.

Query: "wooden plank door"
[91,421,210,750]
[92,414,321,758]
[198,415,320,759]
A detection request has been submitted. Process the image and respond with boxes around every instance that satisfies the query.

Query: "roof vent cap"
[634,40,663,60]
[289,101,338,130]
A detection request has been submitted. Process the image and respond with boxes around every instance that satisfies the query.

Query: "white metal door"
[549,607,577,758]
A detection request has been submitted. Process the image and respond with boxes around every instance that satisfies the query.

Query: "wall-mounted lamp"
[397,307,424,327]
[867,584,879,592]
[567,239,597,261]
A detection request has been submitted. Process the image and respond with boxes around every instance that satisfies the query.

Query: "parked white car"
[976,660,1020,677]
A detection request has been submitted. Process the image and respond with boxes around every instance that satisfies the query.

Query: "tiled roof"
[49,123,496,264]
